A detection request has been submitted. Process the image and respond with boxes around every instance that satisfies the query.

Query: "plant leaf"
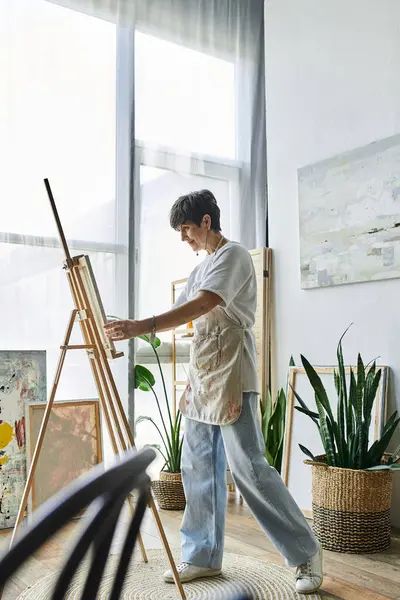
[265,389,273,425]
[315,394,336,466]
[300,355,335,423]
[294,406,320,420]
[348,369,356,439]
[265,448,274,466]
[134,365,155,390]
[358,421,369,469]
[274,436,285,473]
[299,444,316,461]
[270,398,284,452]
[139,333,161,349]
[364,366,381,429]
[354,354,366,464]
[135,417,170,463]
[355,354,365,429]
[364,464,400,471]
[348,431,358,469]
[336,379,345,465]
[387,442,400,465]
[366,417,400,467]
[145,443,169,466]
[261,388,287,474]
[381,410,398,438]
[290,384,320,427]
[333,369,341,399]
[336,330,348,447]
[135,415,154,426]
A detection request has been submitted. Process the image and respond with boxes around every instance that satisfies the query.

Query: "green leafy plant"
[107,316,183,473]
[260,356,294,473]
[133,334,184,473]
[294,326,400,471]
[260,388,286,473]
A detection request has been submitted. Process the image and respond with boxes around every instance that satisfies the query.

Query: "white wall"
[265,0,400,526]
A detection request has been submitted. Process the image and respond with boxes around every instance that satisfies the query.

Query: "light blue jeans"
[181,392,318,569]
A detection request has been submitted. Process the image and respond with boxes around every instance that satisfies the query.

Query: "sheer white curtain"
[0,2,129,421]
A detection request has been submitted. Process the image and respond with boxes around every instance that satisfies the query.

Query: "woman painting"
[105,190,323,594]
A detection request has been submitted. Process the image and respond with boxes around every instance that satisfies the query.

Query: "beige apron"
[179,302,245,426]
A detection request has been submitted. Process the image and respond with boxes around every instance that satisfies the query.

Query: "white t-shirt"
[174,241,259,393]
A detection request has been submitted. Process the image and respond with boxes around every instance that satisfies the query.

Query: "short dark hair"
[169,190,221,232]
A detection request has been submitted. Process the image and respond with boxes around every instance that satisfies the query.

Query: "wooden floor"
[0,493,399,600]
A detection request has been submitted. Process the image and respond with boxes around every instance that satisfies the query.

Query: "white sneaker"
[295,544,323,594]
[163,562,222,583]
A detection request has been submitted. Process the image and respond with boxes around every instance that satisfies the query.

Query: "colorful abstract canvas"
[0,351,46,529]
[27,400,102,511]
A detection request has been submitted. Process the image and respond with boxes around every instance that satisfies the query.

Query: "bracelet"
[150,315,156,345]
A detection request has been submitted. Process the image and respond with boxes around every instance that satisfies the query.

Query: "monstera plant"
[134,334,183,474]
[107,316,185,509]
[133,334,185,510]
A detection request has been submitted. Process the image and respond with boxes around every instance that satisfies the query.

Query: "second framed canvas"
[27,399,102,513]
[0,350,46,529]
[282,366,389,517]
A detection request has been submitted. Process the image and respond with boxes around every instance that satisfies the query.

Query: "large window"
[0,2,127,420]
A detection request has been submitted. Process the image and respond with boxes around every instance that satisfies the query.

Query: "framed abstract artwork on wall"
[298,134,400,289]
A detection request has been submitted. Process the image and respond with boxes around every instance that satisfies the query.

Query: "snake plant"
[294,327,400,471]
[260,388,287,473]
[260,357,294,473]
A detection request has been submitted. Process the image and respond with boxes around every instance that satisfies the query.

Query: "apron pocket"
[192,333,221,372]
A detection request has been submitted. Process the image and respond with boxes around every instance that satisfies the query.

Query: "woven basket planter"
[151,471,186,511]
[305,456,393,554]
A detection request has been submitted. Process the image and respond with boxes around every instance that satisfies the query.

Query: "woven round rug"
[17,549,321,599]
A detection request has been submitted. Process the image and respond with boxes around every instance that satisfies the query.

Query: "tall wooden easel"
[9,179,186,599]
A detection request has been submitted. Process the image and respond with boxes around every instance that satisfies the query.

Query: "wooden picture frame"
[26,399,102,514]
[249,248,272,404]
[282,365,389,517]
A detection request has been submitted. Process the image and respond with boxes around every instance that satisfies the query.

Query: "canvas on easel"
[8,179,186,600]
[76,256,121,360]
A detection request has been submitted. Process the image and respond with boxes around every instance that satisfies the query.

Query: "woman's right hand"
[104,319,143,341]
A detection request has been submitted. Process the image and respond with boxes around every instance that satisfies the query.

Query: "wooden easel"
[8,179,186,599]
